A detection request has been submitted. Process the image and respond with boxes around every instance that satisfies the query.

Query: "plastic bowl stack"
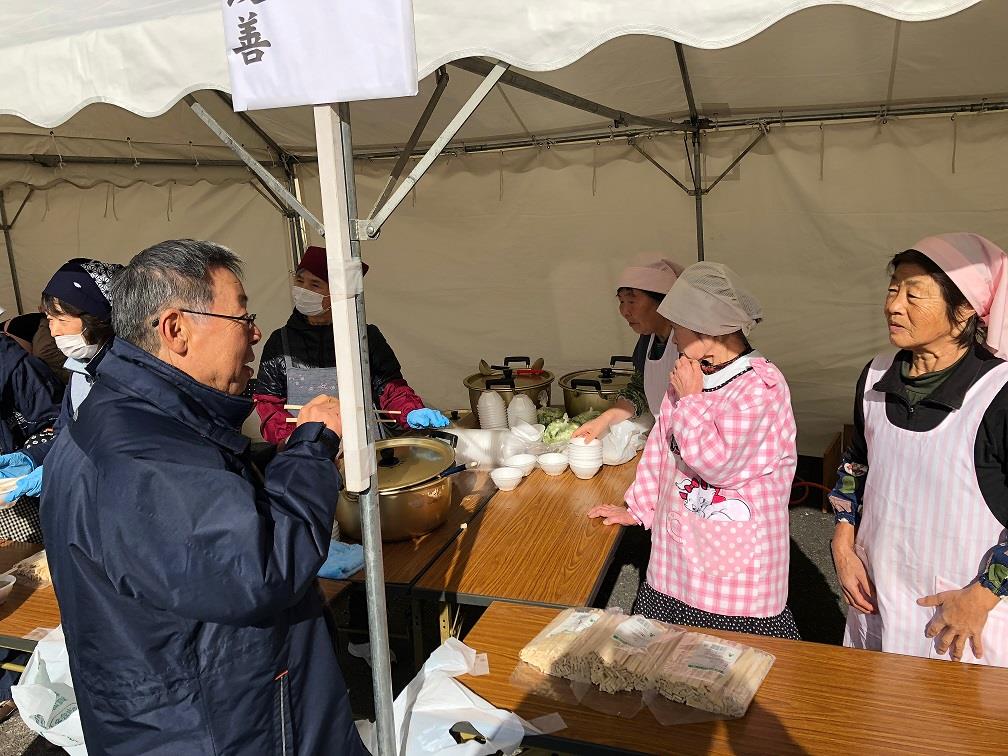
[567,437,603,479]
[478,391,508,430]
[506,394,538,429]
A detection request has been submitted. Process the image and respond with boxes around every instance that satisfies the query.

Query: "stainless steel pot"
[464,356,554,424]
[336,431,463,542]
[559,356,635,418]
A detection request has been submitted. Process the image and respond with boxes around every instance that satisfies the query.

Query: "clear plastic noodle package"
[517,607,775,723]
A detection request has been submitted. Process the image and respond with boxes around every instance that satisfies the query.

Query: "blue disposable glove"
[1,465,43,504]
[406,408,450,429]
[0,452,35,479]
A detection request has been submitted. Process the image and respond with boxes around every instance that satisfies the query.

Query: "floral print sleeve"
[980,547,1008,597]
[829,454,867,527]
[617,369,647,417]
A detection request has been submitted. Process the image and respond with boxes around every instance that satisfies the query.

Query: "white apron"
[845,351,1008,665]
[642,335,678,418]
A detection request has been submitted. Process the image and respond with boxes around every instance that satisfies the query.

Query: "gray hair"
[112,239,245,354]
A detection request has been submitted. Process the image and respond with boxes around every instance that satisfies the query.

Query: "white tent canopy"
[2,0,1006,458]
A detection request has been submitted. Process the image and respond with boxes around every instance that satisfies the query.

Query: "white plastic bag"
[356,638,526,755]
[602,414,653,466]
[11,626,88,756]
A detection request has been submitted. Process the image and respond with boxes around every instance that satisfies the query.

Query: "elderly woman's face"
[885,263,961,351]
[617,289,667,336]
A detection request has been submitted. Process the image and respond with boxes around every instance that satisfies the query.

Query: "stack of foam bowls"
[567,437,604,479]
[506,394,538,429]
[478,391,508,430]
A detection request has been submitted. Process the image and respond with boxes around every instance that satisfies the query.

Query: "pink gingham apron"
[845,351,1008,665]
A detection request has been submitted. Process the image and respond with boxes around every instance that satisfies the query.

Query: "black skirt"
[632,580,801,640]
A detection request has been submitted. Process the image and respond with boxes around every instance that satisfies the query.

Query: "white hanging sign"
[221,0,418,111]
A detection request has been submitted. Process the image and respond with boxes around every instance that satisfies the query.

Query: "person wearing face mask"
[0,259,122,528]
[255,245,449,444]
[573,257,683,443]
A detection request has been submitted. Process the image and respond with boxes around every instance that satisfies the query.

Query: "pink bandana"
[913,233,1008,359]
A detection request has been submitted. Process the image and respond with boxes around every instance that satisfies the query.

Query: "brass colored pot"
[559,358,635,417]
[335,433,458,543]
[464,357,553,423]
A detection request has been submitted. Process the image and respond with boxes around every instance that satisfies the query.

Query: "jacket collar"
[64,339,112,378]
[873,344,992,411]
[98,338,252,454]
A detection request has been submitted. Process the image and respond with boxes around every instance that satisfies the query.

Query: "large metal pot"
[559,356,635,417]
[336,432,462,542]
[464,356,554,424]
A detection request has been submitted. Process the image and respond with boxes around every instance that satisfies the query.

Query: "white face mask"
[292,286,327,316]
[55,333,100,362]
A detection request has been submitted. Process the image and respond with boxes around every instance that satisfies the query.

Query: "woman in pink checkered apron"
[590,262,800,639]
[830,234,1008,665]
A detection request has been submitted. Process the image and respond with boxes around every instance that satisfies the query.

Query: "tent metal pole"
[628,141,691,194]
[369,66,449,219]
[675,43,699,124]
[359,61,509,240]
[0,192,24,315]
[314,102,395,755]
[185,96,326,238]
[702,127,767,195]
[450,58,683,131]
[212,91,307,262]
[692,131,704,262]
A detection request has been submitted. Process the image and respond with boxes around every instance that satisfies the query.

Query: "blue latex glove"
[406,408,450,429]
[0,452,35,479]
[318,540,365,580]
[1,465,43,504]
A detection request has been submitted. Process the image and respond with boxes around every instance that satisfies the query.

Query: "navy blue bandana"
[44,258,123,318]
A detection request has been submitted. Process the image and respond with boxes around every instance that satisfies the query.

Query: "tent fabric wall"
[4,110,1007,454]
[293,110,1008,455]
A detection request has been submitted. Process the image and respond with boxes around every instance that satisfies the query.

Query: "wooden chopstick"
[286,417,397,424]
[283,404,401,415]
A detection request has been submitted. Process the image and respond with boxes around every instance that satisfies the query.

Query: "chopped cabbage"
[543,418,581,444]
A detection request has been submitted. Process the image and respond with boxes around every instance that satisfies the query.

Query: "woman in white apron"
[574,257,683,442]
[830,233,1008,665]
[590,263,800,638]
[254,246,448,445]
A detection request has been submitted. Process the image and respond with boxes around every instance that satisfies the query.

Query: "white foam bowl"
[570,463,602,480]
[569,437,602,449]
[504,454,537,476]
[490,467,524,491]
[537,453,569,476]
[0,574,15,605]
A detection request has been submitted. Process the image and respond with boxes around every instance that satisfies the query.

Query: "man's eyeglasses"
[150,310,257,327]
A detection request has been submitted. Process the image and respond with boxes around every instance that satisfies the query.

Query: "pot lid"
[464,369,554,391]
[559,367,634,394]
[373,436,455,493]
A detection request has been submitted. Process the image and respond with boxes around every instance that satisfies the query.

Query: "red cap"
[297,246,369,282]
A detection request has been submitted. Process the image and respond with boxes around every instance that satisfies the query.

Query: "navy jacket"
[41,339,366,756]
[0,334,62,454]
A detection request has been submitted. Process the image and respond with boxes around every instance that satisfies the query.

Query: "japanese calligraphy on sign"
[220,0,419,111]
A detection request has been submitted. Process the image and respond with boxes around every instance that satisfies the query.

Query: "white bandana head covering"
[658,261,764,337]
[616,257,684,296]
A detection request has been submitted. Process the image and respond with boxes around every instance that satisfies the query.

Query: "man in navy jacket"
[41,239,367,755]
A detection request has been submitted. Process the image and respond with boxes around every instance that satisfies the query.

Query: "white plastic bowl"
[568,437,602,449]
[537,453,569,476]
[490,466,524,491]
[0,574,15,605]
[504,454,537,476]
[570,463,602,480]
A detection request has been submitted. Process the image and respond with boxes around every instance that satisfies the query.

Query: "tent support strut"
[357,62,510,240]
[369,66,449,219]
[185,96,326,238]
[0,190,26,315]
[628,141,692,194]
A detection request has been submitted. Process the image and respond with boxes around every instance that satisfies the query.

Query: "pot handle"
[570,378,603,392]
[427,429,459,448]
[438,462,472,479]
[485,377,516,390]
[503,356,530,367]
[610,355,635,368]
